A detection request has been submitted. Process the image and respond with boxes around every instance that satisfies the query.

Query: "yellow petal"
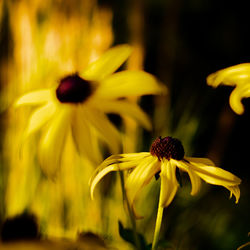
[126,156,159,216]
[113,152,151,159]
[89,152,150,187]
[176,159,241,202]
[228,185,241,203]
[81,44,132,81]
[82,105,121,154]
[175,159,202,195]
[15,89,53,106]
[71,107,102,164]
[229,84,250,115]
[89,154,144,199]
[179,159,241,186]
[159,159,179,207]
[96,152,150,168]
[184,157,215,166]
[38,108,70,177]
[206,63,250,88]
[25,102,57,137]
[185,167,202,196]
[89,153,144,181]
[91,99,152,130]
[94,70,166,99]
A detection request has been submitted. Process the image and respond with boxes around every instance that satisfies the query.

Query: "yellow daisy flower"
[15,45,165,177]
[207,63,250,115]
[90,136,241,214]
[90,136,241,248]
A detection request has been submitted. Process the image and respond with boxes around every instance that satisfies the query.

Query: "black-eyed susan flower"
[90,136,241,248]
[207,63,250,115]
[90,136,241,210]
[15,45,166,177]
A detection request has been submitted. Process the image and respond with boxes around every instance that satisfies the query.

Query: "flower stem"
[152,181,164,250]
[119,171,141,250]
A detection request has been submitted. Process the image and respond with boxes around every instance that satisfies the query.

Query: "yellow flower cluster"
[13,44,242,248]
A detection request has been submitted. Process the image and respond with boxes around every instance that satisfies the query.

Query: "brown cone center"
[56,74,92,103]
[150,136,185,160]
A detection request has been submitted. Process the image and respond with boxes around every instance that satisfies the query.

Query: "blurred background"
[0,0,249,249]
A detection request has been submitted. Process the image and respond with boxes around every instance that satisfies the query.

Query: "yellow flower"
[207,63,250,115]
[15,45,165,177]
[90,136,241,216]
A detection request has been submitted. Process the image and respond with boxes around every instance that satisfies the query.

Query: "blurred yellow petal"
[81,44,132,81]
[38,108,71,177]
[229,84,250,115]
[71,107,102,164]
[91,99,152,130]
[94,71,166,99]
[126,156,159,214]
[159,159,179,207]
[15,89,53,106]
[83,106,121,154]
[25,102,57,137]
[207,63,250,87]
[207,63,250,114]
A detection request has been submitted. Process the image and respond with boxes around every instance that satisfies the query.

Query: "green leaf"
[118,221,148,249]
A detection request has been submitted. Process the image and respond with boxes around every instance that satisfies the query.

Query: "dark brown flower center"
[56,74,92,103]
[150,136,184,160]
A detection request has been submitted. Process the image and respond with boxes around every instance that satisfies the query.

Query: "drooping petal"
[89,154,145,199]
[184,157,215,166]
[229,84,250,115]
[15,89,53,106]
[94,70,166,99]
[89,153,150,189]
[92,152,150,180]
[178,163,201,196]
[38,107,71,177]
[90,99,152,130]
[25,102,57,137]
[159,159,179,207]
[228,185,241,203]
[81,44,132,81]
[112,152,151,159]
[95,152,150,169]
[71,106,102,164]
[206,63,250,88]
[190,163,241,186]
[175,159,241,202]
[82,105,121,154]
[126,156,160,216]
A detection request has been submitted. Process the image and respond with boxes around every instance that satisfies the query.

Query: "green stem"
[152,181,164,250]
[119,171,141,250]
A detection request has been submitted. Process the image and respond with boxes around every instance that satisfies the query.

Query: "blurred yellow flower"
[15,45,165,177]
[207,63,250,115]
[90,136,241,216]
